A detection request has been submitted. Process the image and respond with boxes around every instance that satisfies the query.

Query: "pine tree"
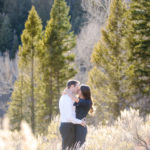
[67,0,85,33]
[88,0,132,122]
[0,15,13,53]
[32,0,52,27]
[18,6,42,133]
[36,0,76,130]
[3,0,32,37]
[8,75,24,130]
[124,0,150,115]
[0,13,4,27]
[8,45,33,130]
[9,31,19,59]
[35,71,51,133]
[126,0,150,95]
[0,0,4,13]
[8,74,27,130]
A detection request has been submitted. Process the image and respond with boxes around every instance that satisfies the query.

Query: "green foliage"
[0,0,30,58]
[8,6,43,133]
[8,1,77,134]
[8,75,29,130]
[125,0,150,95]
[88,0,134,122]
[67,0,86,33]
[32,0,53,27]
[0,0,4,13]
[9,32,19,59]
[35,0,76,133]
[0,14,4,27]
[20,6,43,133]
[20,6,42,62]
[3,0,32,37]
[0,15,13,53]
[0,0,85,57]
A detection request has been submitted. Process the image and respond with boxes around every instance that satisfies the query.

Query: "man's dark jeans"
[59,123,75,150]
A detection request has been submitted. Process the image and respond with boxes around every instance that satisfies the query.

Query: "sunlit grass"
[0,109,150,150]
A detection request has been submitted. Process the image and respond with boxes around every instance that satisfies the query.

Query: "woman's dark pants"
[75,124,87,148]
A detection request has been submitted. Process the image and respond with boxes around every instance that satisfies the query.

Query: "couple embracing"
[59,80,93,150]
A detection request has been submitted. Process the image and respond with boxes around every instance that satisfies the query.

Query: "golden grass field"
[0,109,150,150]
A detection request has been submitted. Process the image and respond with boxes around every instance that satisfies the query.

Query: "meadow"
[0,0,150,149]
[0,109,150,150]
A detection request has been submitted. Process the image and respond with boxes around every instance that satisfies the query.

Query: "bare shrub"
[74,0,110,83]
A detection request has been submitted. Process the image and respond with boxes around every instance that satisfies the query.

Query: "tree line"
[8,0,76,134]
[0,0,85,59]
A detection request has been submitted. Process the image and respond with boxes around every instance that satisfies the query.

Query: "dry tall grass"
[0,109,150,150]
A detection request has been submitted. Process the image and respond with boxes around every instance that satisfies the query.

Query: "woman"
[65,85,93,148]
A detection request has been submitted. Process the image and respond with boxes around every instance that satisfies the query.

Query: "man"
[59,80,85,150]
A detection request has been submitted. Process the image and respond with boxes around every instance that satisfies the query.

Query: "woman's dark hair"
[80,85,93,113]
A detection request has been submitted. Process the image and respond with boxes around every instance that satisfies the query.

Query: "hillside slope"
[0,0,110,117]
[0,53,17,117]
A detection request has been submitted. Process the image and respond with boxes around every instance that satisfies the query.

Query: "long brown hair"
[80,85,93,113]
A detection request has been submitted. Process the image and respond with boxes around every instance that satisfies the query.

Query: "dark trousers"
[59,123,75,150]
[75,124,87,148]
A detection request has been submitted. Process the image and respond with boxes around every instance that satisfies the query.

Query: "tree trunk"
[57,71,61,101]
[31,49,35,133]
[20,74,23,128]
[49,72,53,122]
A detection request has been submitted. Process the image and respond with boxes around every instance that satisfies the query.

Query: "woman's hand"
[63,88,71,95]
[62,88,70,95]
[62,88,79,103]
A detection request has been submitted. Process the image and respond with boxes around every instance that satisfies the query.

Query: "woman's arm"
[63,88,79,103]
[68,93,79,103]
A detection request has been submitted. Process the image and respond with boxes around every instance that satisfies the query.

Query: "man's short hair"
[67,80,80,89]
